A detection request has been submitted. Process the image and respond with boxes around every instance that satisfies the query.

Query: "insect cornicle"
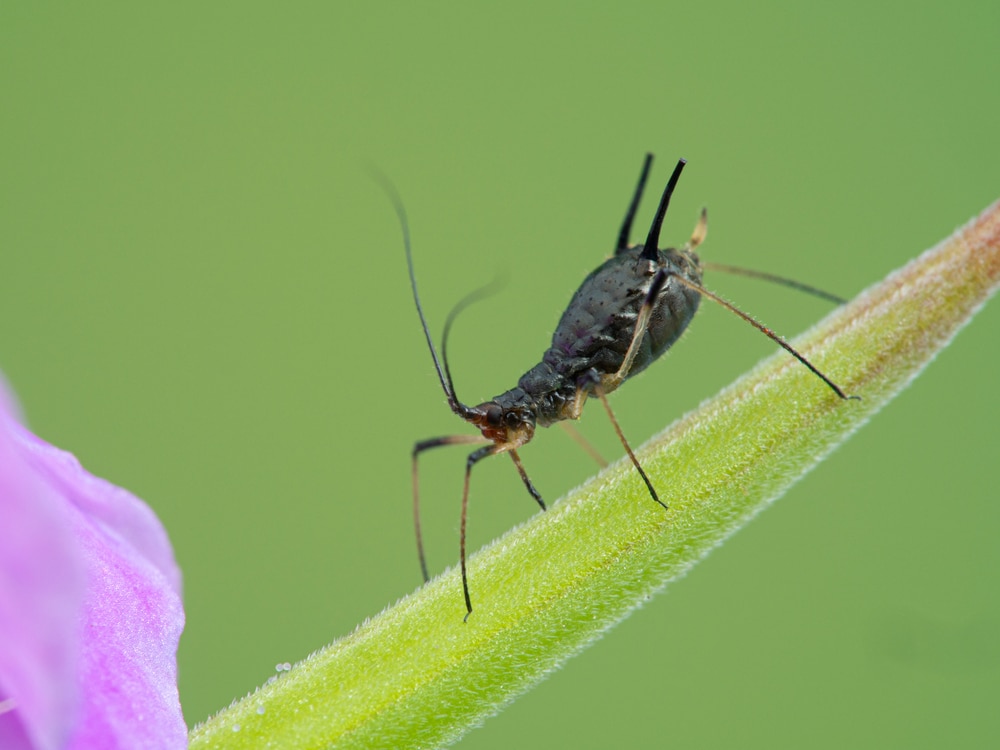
[384,154,853,620]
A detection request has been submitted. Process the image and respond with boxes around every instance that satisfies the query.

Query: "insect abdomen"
[546,249,701,384]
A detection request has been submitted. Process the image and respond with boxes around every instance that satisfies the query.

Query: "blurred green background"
[3,2,998,747]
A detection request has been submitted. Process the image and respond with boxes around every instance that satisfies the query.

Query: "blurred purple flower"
[0,375,186,750]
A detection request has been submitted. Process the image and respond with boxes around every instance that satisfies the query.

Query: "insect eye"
[504,411,520,428]
[485,405,503,426]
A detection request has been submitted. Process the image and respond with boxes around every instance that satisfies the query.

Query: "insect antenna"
[703,263,847,305]
[440,276,507,405]
[375,172,500,593]
[376,173,475,419]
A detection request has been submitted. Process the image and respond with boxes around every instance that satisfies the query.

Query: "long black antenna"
[374,172,472,418]
[641,159,687,261]
[441,276,507,405]
[616,153,654,252]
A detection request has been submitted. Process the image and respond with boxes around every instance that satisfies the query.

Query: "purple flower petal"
[0,399,84,750]
[0,376,185,750]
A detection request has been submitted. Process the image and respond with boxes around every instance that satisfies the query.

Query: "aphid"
[387,154,853,619]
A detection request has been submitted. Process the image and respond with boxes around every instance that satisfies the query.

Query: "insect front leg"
[412,434,489,583]
[460,444,502,621]
[508,449,545,511]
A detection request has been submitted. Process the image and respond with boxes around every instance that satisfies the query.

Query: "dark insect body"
[386,154,853,620]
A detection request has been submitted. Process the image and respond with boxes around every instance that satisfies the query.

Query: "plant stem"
[190,200,1000,750]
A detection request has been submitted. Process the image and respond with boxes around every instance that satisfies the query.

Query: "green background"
[3,2,998,747]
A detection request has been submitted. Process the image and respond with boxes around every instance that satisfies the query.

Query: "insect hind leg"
[670,275,857,400]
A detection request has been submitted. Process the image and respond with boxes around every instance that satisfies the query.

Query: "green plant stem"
[190,201,1000,750]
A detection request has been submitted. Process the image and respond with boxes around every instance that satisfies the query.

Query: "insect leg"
[575,367,667,511]
[671,275,858,400]
[508,449,546,511]
[602,267,672,394]
[413,434,489,583]
[461,444,502,621]
[700,262,847,304]
[579,270,676,509]
[559,422,608,467]
[559,260,665,415]
[594,388,666,510]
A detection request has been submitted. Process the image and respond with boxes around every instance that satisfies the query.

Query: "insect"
[386,154,853,619]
